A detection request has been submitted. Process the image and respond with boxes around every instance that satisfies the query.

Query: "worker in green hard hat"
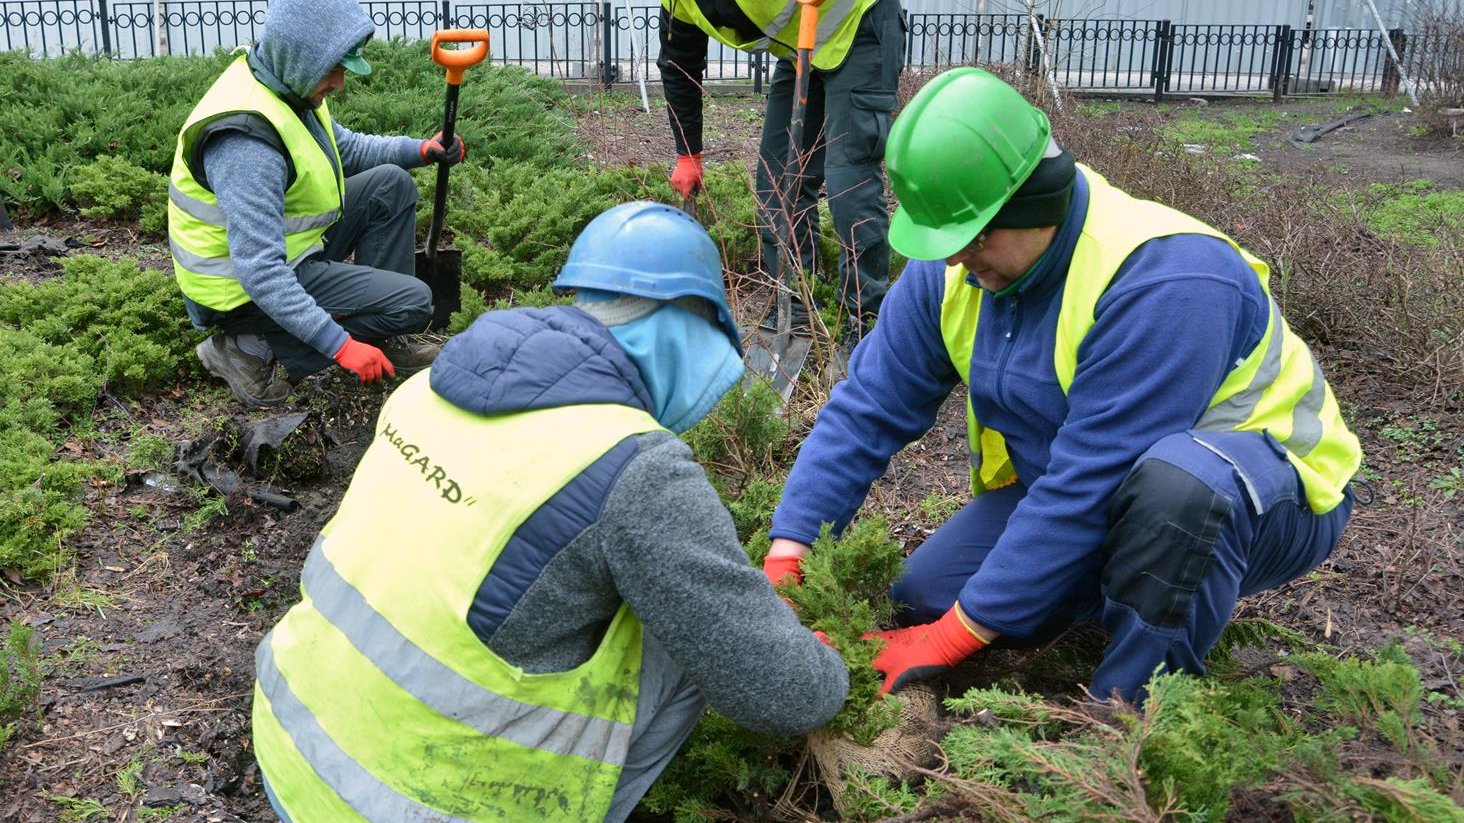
[762,67,1362,703]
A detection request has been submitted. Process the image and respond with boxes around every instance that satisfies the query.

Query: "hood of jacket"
[251,0,373,104]
[430,306,656,417]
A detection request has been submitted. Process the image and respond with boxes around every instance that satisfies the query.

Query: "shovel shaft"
[776,0,819,335]
[425,80,461,260]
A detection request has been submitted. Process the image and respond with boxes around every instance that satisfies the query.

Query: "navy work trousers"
[889,430,1353,702]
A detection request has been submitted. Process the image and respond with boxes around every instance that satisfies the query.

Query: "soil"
[1,92,1460,822]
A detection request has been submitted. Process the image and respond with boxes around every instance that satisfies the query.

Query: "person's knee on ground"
[1092,433,1246,701]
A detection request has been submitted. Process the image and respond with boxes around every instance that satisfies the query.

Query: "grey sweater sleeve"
[332,121,425,175]
[597,433,849,736]
[203,131,346,355]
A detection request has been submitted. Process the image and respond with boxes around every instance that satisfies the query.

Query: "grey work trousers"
[201,165,432,380]
[755,0,906,319]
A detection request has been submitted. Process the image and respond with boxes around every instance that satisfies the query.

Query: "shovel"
[415,28,490,330]
[742,0,820,403]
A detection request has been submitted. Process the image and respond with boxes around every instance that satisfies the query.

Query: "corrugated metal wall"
[908,0,1413,29]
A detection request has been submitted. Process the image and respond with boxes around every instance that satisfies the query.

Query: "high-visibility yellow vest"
[940,165,1360,513]
[662,0,877,70]
[168,54,344,311]
[252,372,666,821]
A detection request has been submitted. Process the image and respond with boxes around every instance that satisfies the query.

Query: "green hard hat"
[887,67,1052,261]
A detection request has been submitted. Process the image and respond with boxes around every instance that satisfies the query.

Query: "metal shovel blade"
[414,247,462,331]
[742,327,812,404]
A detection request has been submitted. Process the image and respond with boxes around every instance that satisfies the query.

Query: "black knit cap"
[987,145,1077,229]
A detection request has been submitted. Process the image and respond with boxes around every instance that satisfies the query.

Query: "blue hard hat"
[554,201,742,355]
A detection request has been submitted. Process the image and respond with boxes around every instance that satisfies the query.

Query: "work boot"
[380,336,441,376]
[195,333,292,408]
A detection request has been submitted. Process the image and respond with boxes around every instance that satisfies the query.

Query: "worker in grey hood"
[168,0,468,408]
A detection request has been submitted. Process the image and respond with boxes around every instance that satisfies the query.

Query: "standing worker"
[658,0,905,336]
[761,68,1362,702]
[251,202,848,822]
[169,0,467,408]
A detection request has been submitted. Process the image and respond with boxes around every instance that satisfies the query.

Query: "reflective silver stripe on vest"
[815,0,860,41]
[1195,298,1327,457]
[1197,300,1283,433]
[763,0,800,40]
[169,181,339,234]
[299,538,634,764]
[170,236,324,279]
[170,181,228,226]
[256,638,475,823]
[1283,352,1327,457]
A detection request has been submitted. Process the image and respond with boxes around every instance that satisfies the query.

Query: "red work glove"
[762,554,805,587]
[333,337,395,384]
[867,605,988,695]
[420,131,467,166]
[670,153,703,199]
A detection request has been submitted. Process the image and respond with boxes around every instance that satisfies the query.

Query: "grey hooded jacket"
[428,306,850,736]
[194,0,427,357]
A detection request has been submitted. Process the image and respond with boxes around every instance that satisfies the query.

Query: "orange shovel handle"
[431,29,490,85]
[796,0,819,51]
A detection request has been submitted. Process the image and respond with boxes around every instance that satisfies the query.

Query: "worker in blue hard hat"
[251,201,847,823]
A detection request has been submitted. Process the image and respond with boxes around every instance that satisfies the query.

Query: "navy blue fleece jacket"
[769,169,1272,636]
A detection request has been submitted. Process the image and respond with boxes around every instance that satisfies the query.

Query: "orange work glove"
[333,337,395,384]
[670,153,703,199]
[420,131,467,166]
[867,605,988,695]
[762,554,805,587]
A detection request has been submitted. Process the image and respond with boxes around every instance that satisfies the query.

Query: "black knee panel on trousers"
[1101,458,1230,629]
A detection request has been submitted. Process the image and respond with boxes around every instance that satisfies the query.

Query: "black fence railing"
[2,1,1456,102]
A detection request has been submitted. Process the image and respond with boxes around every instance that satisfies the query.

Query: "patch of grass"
[53,573,117,617]
[180,494,229,535]
[126,433,175,473]
[1159,106,1291,153]
[1359,181,1464,247]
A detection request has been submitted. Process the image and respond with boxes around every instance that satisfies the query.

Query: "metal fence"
[2,1,1457,101]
